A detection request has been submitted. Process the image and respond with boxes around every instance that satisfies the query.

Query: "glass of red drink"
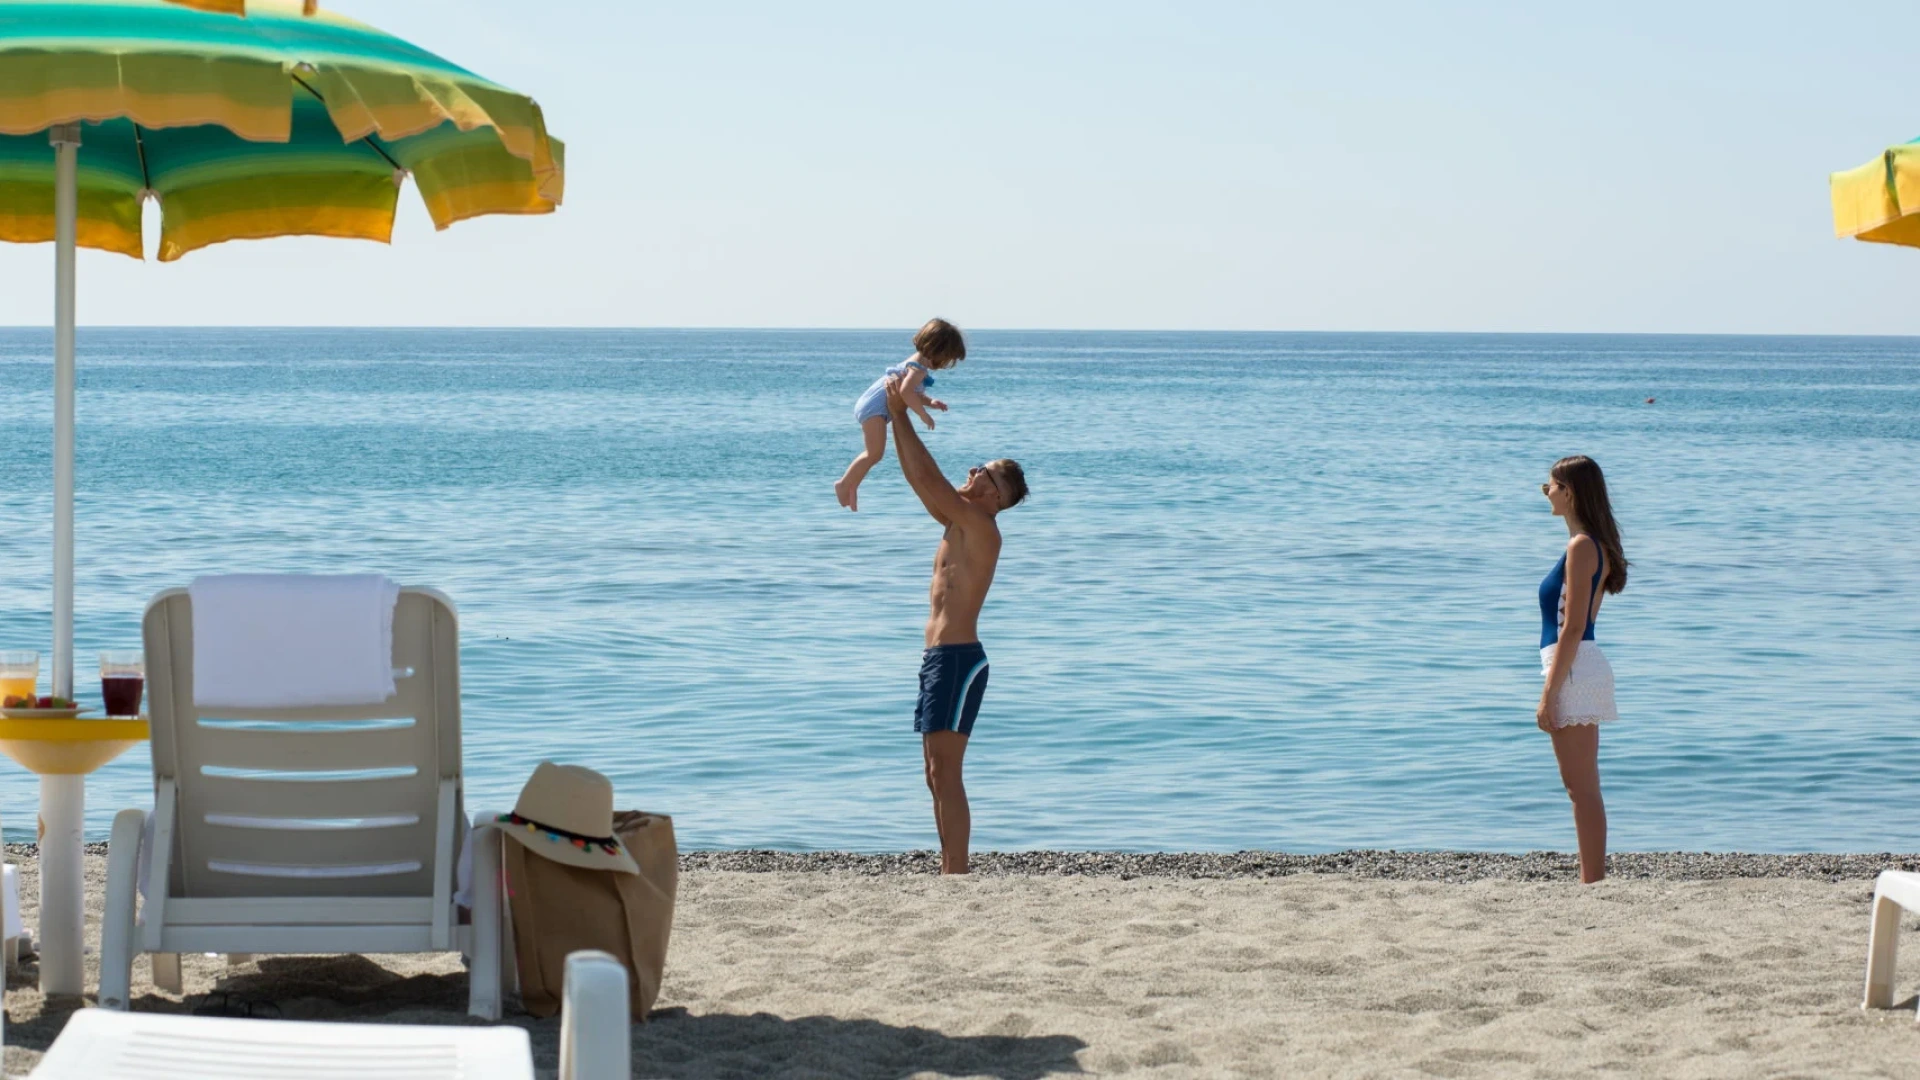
[99,650,144,717]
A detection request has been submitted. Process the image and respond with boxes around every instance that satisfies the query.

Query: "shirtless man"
[884,375,1028,874]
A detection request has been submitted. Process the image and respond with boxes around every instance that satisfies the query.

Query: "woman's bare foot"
[834,478,858,511]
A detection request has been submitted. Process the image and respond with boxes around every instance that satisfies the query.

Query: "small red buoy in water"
[1645,397,1656,404]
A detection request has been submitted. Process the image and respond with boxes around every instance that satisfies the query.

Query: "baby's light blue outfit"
[854,361,934,424]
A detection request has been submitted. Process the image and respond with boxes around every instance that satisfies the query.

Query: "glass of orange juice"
[0,650,39,701]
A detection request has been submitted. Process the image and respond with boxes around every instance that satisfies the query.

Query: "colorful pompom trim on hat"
[495,812,622,856]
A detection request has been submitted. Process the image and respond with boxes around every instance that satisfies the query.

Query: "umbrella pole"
[40,123,84,998]
[51,124,77,701]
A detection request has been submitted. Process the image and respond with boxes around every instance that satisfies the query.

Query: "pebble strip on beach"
[13,843,1916,882]
[677,849,1920,881]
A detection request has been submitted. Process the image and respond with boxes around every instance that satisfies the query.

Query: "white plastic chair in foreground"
[97,587,510,1019]
[30,949,629,1079]
[1864,869,1920,1015]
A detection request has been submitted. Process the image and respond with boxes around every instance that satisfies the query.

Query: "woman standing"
[1537,455,1628,883]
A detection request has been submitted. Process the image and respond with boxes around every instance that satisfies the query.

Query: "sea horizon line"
[3,325,1920,340]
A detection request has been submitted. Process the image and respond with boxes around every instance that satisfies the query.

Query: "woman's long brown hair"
[1551,455,1628,595]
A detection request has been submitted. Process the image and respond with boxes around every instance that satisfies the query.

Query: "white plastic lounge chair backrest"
[142,587,462,902]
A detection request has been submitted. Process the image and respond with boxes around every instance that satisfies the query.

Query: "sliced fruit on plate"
[4,694,76,709]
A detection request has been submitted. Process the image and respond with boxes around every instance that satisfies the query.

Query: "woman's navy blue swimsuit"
[1539,537,1603,648]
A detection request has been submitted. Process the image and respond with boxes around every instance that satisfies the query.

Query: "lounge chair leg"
[1867,883,1907,1010]
[99,808,147,1010]
[467,826,503,1021]
[152,951,183,994]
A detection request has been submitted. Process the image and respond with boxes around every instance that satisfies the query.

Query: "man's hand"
[886,374,968,527]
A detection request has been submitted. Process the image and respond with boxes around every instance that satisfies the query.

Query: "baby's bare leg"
[835,417,890,511]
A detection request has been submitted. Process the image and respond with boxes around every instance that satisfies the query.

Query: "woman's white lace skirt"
[1540,641,1617,728]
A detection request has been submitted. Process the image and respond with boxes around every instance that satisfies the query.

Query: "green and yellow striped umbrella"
[0,0,564,260]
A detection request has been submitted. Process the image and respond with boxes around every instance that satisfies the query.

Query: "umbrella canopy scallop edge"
[0,0,564,260]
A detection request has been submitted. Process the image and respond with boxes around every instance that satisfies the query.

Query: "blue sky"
[2,0,1919,331]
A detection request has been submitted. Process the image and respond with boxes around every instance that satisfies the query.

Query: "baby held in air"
[835,318,966,512]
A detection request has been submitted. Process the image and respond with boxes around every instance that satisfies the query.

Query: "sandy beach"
[6,849,1920,1078]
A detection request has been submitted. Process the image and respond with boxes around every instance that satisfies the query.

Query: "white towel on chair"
[190,574,401,708]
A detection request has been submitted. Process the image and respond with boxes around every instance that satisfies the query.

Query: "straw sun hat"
[483,761,639,875]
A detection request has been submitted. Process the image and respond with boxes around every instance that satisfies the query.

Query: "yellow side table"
[0,716,149,996]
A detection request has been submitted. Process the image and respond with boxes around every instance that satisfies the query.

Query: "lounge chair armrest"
[466,818,509,1021]
[99,808,149,1010]
[1866,870,1920,1010]
[559,950,630,1080]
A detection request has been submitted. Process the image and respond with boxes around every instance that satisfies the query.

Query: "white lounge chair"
[1864,869,1920,1015]
[2,857,19,1049]
[2,844,10,1050]
[98,586,509,1019]
[4,859,20,970]
[30,949,629,1079]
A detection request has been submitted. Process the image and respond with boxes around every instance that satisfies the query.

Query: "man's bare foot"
[834,478,858,511]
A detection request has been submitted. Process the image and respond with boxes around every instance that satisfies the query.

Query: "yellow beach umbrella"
[0,0,562,997]
[1831,143,1920,248]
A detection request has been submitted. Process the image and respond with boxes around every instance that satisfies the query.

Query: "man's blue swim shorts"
[914,642,989,736]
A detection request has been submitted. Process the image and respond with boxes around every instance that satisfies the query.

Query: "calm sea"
[0,329,1915,852]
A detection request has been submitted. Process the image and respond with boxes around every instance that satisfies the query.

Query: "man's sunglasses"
[969,464,1009,505]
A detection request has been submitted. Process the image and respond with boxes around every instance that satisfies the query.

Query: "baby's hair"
[914,318,967,370]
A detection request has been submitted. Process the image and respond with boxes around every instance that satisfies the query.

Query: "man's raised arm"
[887,376,970,526]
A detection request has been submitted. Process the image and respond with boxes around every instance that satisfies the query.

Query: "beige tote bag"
[504,810,678,1019]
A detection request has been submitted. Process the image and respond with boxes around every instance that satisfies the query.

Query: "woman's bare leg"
[1549,723,1607,883]
[835,417,890,511]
